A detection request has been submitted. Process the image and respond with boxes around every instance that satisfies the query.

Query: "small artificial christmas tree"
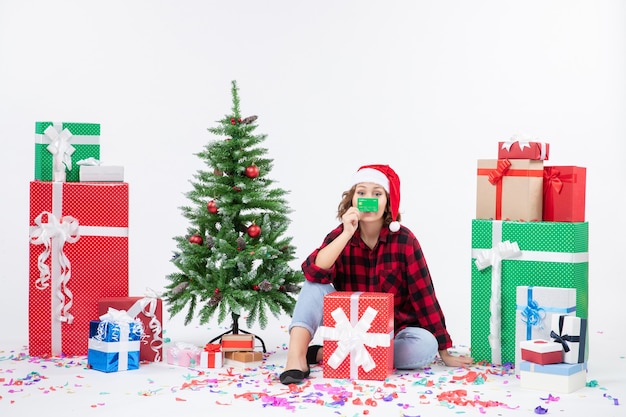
[163,81,303,343]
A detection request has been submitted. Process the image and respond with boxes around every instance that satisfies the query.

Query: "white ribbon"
[319,293,391,378]
[76,157,101,166]
[473,236,521,366]
[29,211,80,326]
[44,125,75,182]
[471,221,588,365]
[29,182,129,355]
[125,288,164,361]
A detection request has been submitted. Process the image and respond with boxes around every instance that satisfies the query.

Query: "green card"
[357,198,378,212]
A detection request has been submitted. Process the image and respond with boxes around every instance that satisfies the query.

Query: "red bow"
[543,169,563,194]
[204,343,221,352]
[488,159,512,185]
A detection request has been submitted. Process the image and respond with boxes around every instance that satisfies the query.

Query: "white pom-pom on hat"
[350,164,401,232]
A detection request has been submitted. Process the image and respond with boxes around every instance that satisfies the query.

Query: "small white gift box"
[550,315,588,364]
[80,165,124,182]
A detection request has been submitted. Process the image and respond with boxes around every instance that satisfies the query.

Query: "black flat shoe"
[279,368,310,385]
[306,344,323,365]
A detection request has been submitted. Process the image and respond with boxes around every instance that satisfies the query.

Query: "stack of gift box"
[165,334,263,370]
[28,121,163,373]
[470,136,588,393]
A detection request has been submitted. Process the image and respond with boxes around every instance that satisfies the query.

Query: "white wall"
[1,1,624,347]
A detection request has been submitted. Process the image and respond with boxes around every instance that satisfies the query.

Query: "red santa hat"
[350,164,401,232]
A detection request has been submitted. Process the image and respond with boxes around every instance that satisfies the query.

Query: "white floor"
[1,314,624,417]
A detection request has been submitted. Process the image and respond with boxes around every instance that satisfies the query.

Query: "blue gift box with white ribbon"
[87,308,143,373]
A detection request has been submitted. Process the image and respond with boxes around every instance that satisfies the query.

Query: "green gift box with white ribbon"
[34,122,100,182]
[470,219,588,365]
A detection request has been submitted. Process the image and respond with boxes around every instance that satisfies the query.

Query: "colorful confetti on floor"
[1,341,624,417]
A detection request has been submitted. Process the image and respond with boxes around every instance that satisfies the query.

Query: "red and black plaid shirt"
[302,224,453,351]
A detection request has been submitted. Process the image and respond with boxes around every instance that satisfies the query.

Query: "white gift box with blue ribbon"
[88,308,143,373]
[515,286,576,373]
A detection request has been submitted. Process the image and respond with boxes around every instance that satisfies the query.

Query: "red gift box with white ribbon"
[498,139,550,160]
[320,292,394,380]
[98,294,163,362]
[28,181,129,357]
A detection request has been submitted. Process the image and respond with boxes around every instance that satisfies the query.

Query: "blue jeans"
[289,280,439,369]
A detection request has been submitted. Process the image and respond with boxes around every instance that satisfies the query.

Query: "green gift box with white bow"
[470,219,588,365]
[34,122,100,182]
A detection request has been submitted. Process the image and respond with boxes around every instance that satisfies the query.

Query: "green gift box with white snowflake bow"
[34,121,100,182]
[470,219,588,365]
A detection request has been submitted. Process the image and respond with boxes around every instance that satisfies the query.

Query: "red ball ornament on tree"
[245,164,260,179]
[252,285,260,291]
[247,224,261,238]
[207,200,218,214]
[189,234,203,245]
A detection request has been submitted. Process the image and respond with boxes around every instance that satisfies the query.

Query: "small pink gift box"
[520,339,563,365]
[166,342,201,367]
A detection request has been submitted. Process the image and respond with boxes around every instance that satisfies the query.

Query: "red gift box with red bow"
[542,166,587,222]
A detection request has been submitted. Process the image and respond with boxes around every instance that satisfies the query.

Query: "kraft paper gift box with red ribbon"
[166,342,202,367]
[470,220,588,366]
[220,334,255,352]
[200,343,223,368]
[28,181,129,357]
[514,286,576,372]
[543,166,587,222]
[550,314,588,364]
[519,361,587,394]
[87,308,142,373]
[98,294,163,362]
[34,122,100,182]
[476,159,544,222]
[498,137,550,160]
[520,339,563,365]
[320,292,394,381]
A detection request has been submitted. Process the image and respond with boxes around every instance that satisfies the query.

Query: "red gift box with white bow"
[28,181,129,357]
[498,139,550,160]
[98,295,163,362]
[320,292,394,380]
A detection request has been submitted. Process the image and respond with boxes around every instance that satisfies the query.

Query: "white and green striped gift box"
[34,121,100,182]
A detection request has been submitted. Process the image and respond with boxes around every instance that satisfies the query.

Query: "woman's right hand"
[342,206,360,236]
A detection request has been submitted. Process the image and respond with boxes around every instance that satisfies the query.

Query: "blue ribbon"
[521,288,546,340]
[517,287,576,340]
